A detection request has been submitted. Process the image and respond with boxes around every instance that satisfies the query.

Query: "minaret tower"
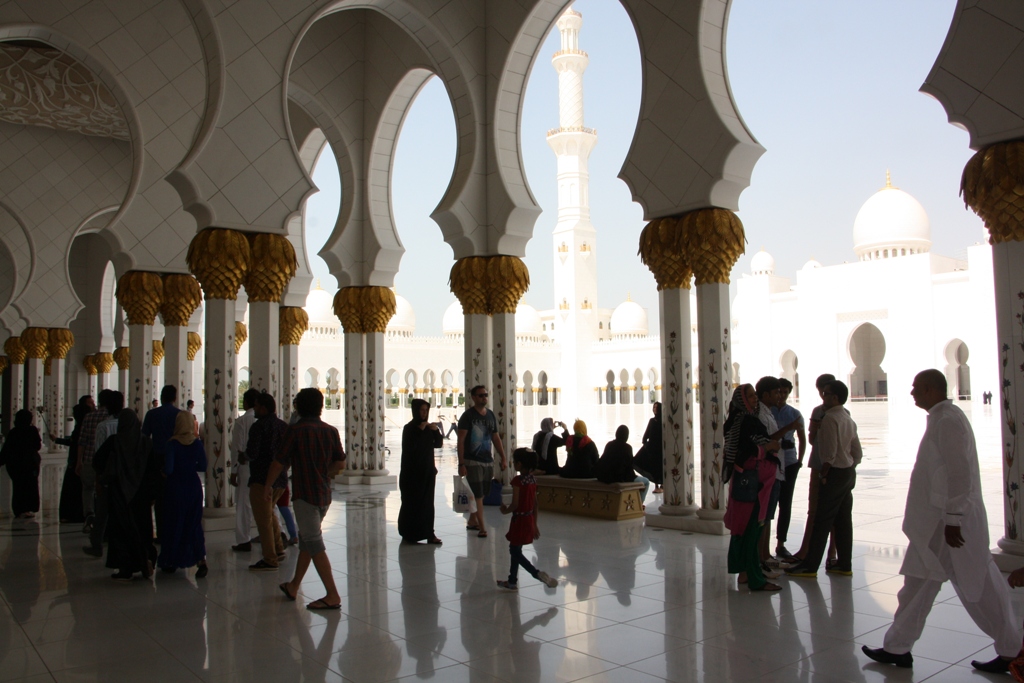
[547,6,598,416]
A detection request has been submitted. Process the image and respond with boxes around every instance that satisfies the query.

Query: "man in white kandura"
[863,369,1021,674]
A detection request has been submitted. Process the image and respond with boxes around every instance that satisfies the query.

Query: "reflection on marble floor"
[1,402,1020,682]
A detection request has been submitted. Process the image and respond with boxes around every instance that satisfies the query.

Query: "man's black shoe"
[971,656,1012,674]
[862,646,913,668]
[232,542,252,552]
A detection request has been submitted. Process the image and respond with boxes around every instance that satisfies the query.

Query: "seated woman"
[530,418,568,475]
[560,420,598,479]
[595,425,649,505]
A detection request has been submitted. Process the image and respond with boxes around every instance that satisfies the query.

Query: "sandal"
[427,537,443,545]
[477,530,488,538]
[279,583,297,601]
[307,598,342,610]
[751,582,783,592]
[465,525,479,531]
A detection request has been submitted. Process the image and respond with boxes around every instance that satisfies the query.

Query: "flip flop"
[427,537,443,545]
[477,530,488,538]
[751,582,783,592]
[279,583,297,601]
[465,525,479,531]
[307,598,341,610]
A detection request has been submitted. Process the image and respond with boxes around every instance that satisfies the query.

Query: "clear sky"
[303,0,978,338]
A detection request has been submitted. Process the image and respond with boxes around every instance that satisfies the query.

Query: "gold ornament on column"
[234,321,247,354]
[961,140,1024,243]
[332,287,396,334]
[94,352,115,374]
[82,354,98,376]
[186,228,252,299]
[484,256,530,314]
[3,337,26,364]
[44,356,52,376]
[47,328,75,360]
[679,208,745,285]
[21,327,50,359]
[638,217,693,290]
[116,271,164,325]
[160,274,202,326]
[449,257,490,314]
[279,307,309,345]
[186,332,202,361]
[0,356,7,375]
[245,233,297,302]
[333,288,365,334]
[152,339,165,366]
[112,346,130,370]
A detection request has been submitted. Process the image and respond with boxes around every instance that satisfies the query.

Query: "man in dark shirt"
[142,385,181,542]
[248,393,289,571]
[457,385,506,538]
[265,388,345,609]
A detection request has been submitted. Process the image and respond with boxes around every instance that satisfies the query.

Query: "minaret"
[548,6,598,417]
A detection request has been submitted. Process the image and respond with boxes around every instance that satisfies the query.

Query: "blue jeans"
[634,475,650,503]
[509,545,540,585]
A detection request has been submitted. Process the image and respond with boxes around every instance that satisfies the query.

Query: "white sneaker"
[538,571,557,588]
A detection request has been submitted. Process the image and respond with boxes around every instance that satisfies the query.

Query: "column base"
[201,507,236,533]
[992,549,1024,572]
[696,508,726,521]
[334,473,397,487]
[646,509,727,535]
[337,470,364,485]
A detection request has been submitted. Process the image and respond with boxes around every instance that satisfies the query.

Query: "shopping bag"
[483,479,503,506]
[453,475,477,513]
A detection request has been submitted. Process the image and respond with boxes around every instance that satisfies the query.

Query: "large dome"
[853,176,931,260]
[442,300,463,337]
[386,293,415,337]
[750,249,775,275]
[304,285,336,325]
[610,298,648,338]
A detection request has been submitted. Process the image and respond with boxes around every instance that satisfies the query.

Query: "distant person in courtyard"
[248,393,289,571]
[722,384,781,592]
[268,388,345,610]
[785,380,860,579]
[142,384,181,542]
[398,399,443,545]
[84,391,124,557]
[457,385,507,538]
[0,409,42,519]
[560,419,598,479]
[595,425,649,505]
[55,395,93,524]
[496,448,558,591]
[863,369,1021,674]
[634,402,663,492]
[531,418,568,475]
[230,388,259,552]
[772,378,806,560]
[793,374,839,567]
[158,411,208,577]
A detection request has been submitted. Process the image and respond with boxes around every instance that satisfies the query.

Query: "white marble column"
[248,301,279,397]
[114,348,130,395]
[25,357,45,415]
[995,239,1024,556]
[280,342,299,422]
[8,362,24,417]
[164,326,188,400]
[363,331,391,481]
[341,331,365,481]
[464,314,492,391]
[96,353,115,391]
[695,282,732,529]
[203,298,238,509]
[491,311,516,485]
[128,324,154,416]
[49,358,67,441]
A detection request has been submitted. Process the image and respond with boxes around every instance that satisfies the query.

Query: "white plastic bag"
[453,475,477,513]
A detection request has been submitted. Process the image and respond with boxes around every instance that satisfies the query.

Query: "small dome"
[801,258,822,271]
[853,174,931,260]
[304,286,337,325]
[442,300,463,336]
[750,249,775,276]
[386,293,415,337]
[515,303,544,338]
[610,298,648,338]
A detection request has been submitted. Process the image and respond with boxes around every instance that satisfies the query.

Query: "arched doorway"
[945,339,971,400]
[849,323,887,399]
[779,350,799,400]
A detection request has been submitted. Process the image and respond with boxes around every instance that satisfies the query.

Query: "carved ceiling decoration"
[0,43,129,141]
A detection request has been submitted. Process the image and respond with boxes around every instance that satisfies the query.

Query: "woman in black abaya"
[93,409,161,580]
[398,399,443,545]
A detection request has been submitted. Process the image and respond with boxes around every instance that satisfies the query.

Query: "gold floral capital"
[160,274,202,326]
[639,217,692,290]
[47,328,75,360]
[82,354,98,376]
[333,287,396,334]
[449,256,530,314]
[44,356,52,376]
[680,209,745,285]
[245,233,297,302]
[234,321,247,354]
[152,339,164,366]
[279,307,309,345]
[187,332,202,361]
[112,346,130,370]
[962,141,1024,243]
[3,337,26,364]
[117,271,164,325]
[94,352,115,374]
[186,229,252,300]
[21,327,50,359]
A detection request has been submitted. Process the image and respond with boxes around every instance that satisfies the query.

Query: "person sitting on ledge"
[595,425,649,506]
[560,420,598,479]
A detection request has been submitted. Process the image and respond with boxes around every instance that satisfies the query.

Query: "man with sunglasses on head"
[457,386,507,538]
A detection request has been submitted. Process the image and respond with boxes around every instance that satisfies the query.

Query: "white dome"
[304,286,337,325]
[853,178,931,260]
[801,258,822,271]
[610,299,648,338]
[386,293,415,336]
[442,300,463,336]
[515,303,544,338]
[750,249,775,276]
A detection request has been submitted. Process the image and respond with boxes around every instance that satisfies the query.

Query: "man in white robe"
[230,389,259,551]
[863,369,1021,673]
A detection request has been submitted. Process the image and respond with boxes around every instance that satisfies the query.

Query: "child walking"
[497,448,558,591]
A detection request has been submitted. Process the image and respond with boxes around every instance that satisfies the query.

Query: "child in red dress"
[497,448,558,591]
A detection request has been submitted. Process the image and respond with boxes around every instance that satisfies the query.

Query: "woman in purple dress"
[158,412,208,577]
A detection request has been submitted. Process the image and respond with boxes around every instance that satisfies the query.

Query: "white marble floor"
[1,407,1022,683]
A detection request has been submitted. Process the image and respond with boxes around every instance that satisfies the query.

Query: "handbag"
[452,475,477,513]
[731,467,760,503]
[483,479,503,506]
